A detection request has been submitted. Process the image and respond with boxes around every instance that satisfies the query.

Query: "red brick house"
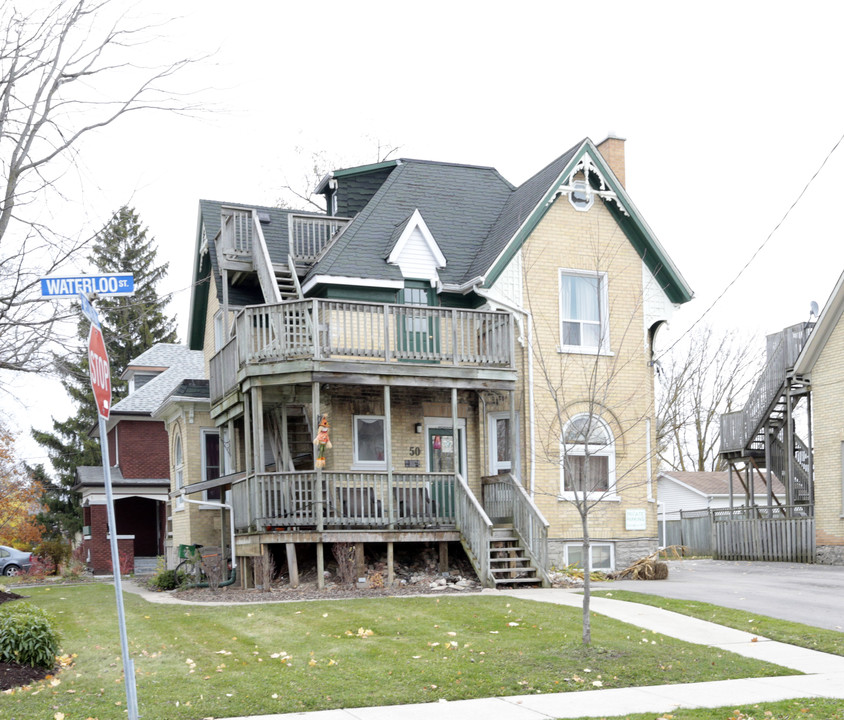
[75,344,204,574]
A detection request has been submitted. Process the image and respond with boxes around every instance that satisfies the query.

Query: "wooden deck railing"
[720,323,812,454]
[209,299,515,401]
[230,471,458,531]
[210,336,239,403]
[482,473,550,581]
[290,215,350,264]
[220,208,253,257]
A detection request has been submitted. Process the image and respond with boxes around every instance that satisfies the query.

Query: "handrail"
[289,215,350,264]
[251,212,282,304]
[453,478,494,585]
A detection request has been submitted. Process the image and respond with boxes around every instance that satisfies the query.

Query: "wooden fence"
[711,506,815,562]
[659,508,713,556]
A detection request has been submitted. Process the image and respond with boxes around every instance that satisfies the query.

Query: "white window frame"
[568,179,594,212]
[174,434,184,510]
[560,414,617,501]
[352,415,387,470]
[201,429,221,505]
[564,542,615,571]
[488,411,518,475]
[559,268,610,355]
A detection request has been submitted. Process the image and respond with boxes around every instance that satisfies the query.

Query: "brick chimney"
[596,134,626,188]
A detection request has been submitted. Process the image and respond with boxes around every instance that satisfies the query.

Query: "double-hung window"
[202,430,221,502]
[559,270,608,353]
[353,415,386,470]
[561,414,616,498]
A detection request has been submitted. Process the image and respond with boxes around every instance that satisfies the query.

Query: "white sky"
[8,0,844,468]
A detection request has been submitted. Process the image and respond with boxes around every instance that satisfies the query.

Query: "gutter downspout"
[181,498,238,587]
[473,287,536,499]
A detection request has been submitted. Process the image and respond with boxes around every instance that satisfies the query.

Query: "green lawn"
[0,585,799,719]
[569,696,844,719]
[591,590,844,657]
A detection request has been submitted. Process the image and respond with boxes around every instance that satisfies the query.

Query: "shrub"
[149,569,185,591]
[22,555,54,580]
[37,540,71,575]
[0,602,61,668]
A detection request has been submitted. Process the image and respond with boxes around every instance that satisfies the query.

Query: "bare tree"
[277,139,401,211]
[656,325,762,472]
[521,225,658,646]
[0,0,200,375]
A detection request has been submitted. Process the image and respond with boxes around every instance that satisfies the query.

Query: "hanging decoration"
[313,415,332,469]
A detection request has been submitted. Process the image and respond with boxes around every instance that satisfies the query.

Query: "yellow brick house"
[170,137,692,586]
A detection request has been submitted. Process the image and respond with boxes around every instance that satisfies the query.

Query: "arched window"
[561,414,615,497]
[174,434,184,510]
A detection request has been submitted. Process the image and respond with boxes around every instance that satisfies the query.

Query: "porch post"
[316,542,325,589]
[222,268,230,337]
[281,401,290,472]
[385,385,394,528]
[451,388,459,477]
[508,389,518,480]
[252,386,265,523]
[747,464,754,507]
[313,382,323,532]
[244,391,253,530]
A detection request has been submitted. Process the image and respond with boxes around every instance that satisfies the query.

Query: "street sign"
[78,292,100,328]
[41,273,134,298]
[88,323,111,419]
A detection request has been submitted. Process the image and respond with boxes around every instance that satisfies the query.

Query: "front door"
[428,427,464,480]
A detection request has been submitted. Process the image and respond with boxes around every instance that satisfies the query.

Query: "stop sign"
[88,323,111,419]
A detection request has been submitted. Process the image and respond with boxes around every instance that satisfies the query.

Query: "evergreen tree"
[31,207,178,539]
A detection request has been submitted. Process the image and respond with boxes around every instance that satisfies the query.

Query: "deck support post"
[509,389,518,480]
[355,543,365,579]
[316,542,325,589]
[806,391,814,508]
[387,542,394,586]
[786,384,795,517]
[764,426,773,508]
[286,543,299,588]
[439,541,448,574]
[313,382,324,532]
[728,464,734,511]
[385,385,394,528]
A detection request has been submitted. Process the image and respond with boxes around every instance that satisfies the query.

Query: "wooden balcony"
[210,299,516,404]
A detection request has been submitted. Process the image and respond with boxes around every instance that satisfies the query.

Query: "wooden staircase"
[487,525,544,586]
[274,263,300,300]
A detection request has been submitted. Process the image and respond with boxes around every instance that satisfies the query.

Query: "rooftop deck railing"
[210,299,515,402]
[290,215,350,264]
[720,323,812,454]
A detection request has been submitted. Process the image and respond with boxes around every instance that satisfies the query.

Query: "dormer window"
[569,180,594,211]
[129,372,159,394]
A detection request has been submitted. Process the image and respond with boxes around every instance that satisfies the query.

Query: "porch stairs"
[487,525,544,586]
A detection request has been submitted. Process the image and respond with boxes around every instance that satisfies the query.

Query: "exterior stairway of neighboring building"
[720,322,814,510]
[488,525,544,586]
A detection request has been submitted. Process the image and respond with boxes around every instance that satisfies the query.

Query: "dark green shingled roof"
[306,160,515,286]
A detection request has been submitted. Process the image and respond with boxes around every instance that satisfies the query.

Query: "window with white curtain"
[561,414,616,498]
[353,416,386,469]
[559,269,608,353]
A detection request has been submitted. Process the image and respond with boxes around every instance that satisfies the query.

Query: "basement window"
[565,542,614,571]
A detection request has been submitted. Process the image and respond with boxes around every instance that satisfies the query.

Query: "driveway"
[607,558,844,632]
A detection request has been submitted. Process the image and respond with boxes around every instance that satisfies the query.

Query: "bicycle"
[175,544,205,585]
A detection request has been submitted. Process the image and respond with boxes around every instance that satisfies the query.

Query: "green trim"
[188,240,211,351]
[319,285,398,303]
[484,142,692,305]
[333,159,399,179]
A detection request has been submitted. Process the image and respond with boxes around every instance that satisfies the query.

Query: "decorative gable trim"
[386,209,447,280]
[484,140,693,305]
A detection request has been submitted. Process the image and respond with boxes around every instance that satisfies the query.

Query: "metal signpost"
[82,293,140,719]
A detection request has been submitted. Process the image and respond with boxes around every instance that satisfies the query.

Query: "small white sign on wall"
[625,508,647,531]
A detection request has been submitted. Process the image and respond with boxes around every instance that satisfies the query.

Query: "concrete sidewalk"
[123,583,844,719]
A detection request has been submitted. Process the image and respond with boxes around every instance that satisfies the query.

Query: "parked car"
[0,545,33,576]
